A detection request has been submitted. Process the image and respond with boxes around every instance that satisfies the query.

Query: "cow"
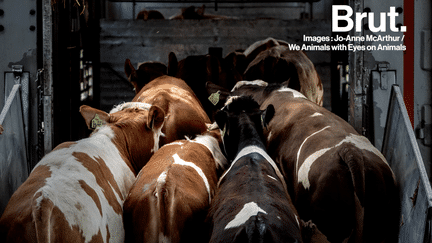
[243,45,323,106]
[169,5,236,20]
[124,59,167,94]
[136,9,165,20]
[208,96,329,243]
[242,37,288,69]
[123,130,228,243]
[207,81,399,243]
[0,102,167,243]
[132,74,211,145]
[168,52,243,121]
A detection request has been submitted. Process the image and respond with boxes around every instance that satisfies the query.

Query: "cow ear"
[80,105,110,130]
[168,52,178,76]
[215,110,228,137]
[147,105,165,130]
[124,59,136,79]
[300,219,330,243]
[197,4,205,16]
[261,104,275,129]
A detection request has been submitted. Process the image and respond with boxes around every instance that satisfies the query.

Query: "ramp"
[382,85,432,243]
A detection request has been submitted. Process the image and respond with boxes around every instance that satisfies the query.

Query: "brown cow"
[123,130,228,243]
[168,52,243,121]
[0,102,166,242]
[243,45,324,106]
[136,9,165,20]
[169,5,236,20]
[133,75,211,145]
[124,59,167,94]
[207,81,399,243]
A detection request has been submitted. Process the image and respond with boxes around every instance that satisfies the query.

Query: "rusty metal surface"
[382,85,432,243]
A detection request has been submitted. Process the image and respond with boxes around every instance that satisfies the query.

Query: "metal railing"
[0,82,29,215]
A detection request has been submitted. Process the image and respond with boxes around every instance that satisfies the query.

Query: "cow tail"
[32,194,55,243]
[339,145,365,243]
[156,177,172,243]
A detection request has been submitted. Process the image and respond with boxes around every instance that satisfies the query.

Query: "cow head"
[80,102,166,173]
[124,59,167,94]
[214,96,274,159]
[168,52,242,121]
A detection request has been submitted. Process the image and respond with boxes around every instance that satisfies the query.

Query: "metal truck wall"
[0,82,29,215]
[382,85,432,243]
[100,18,332,111]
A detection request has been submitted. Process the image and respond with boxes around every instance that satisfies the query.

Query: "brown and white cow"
[0,102,166,243]
[209,96,329,243]
[208,81,399,243]
[123,130,227,243]
[132,75,211,145]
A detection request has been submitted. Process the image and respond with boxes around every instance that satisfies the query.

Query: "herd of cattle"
[0,37,399,243]
[136,5,237,21]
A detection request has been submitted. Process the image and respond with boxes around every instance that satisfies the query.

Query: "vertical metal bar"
[43,0,53,154]
[404,0,415,128]
[0,85,21,125]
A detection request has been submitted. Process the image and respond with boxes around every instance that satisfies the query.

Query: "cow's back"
[260,90,397,243]
[1,135,135,243]
[133,75,210,142]
[124,135,225,243]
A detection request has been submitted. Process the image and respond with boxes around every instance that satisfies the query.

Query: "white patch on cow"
[157,171,168,185]
[277,87,307,99]
[159,233,170,243]
[277,216,281,220]
[296,126,331,173]
[151,123,164,153]
[224,202,267,230]
[297,133,388,189]
[33,126,135,243]
[231,80,268,92]
[218,146,287,191]
[164,141,185,147]
[172,154,212,203]
[267,131,273,142]
[109,102,151,114]
[311,112,323,117]
[267,175,278,181]
[191,135,228,170]
[206,122,219,131]
[295,215,300,227]
[155,171,168,198]
[222,96,241,110]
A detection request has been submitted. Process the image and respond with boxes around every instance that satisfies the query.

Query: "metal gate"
[0,67,30,214]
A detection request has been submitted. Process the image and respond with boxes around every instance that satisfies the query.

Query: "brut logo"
[332,5,406,33]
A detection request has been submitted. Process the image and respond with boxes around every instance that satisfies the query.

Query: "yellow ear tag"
[91,114,104,129]
[208,91,221,106]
